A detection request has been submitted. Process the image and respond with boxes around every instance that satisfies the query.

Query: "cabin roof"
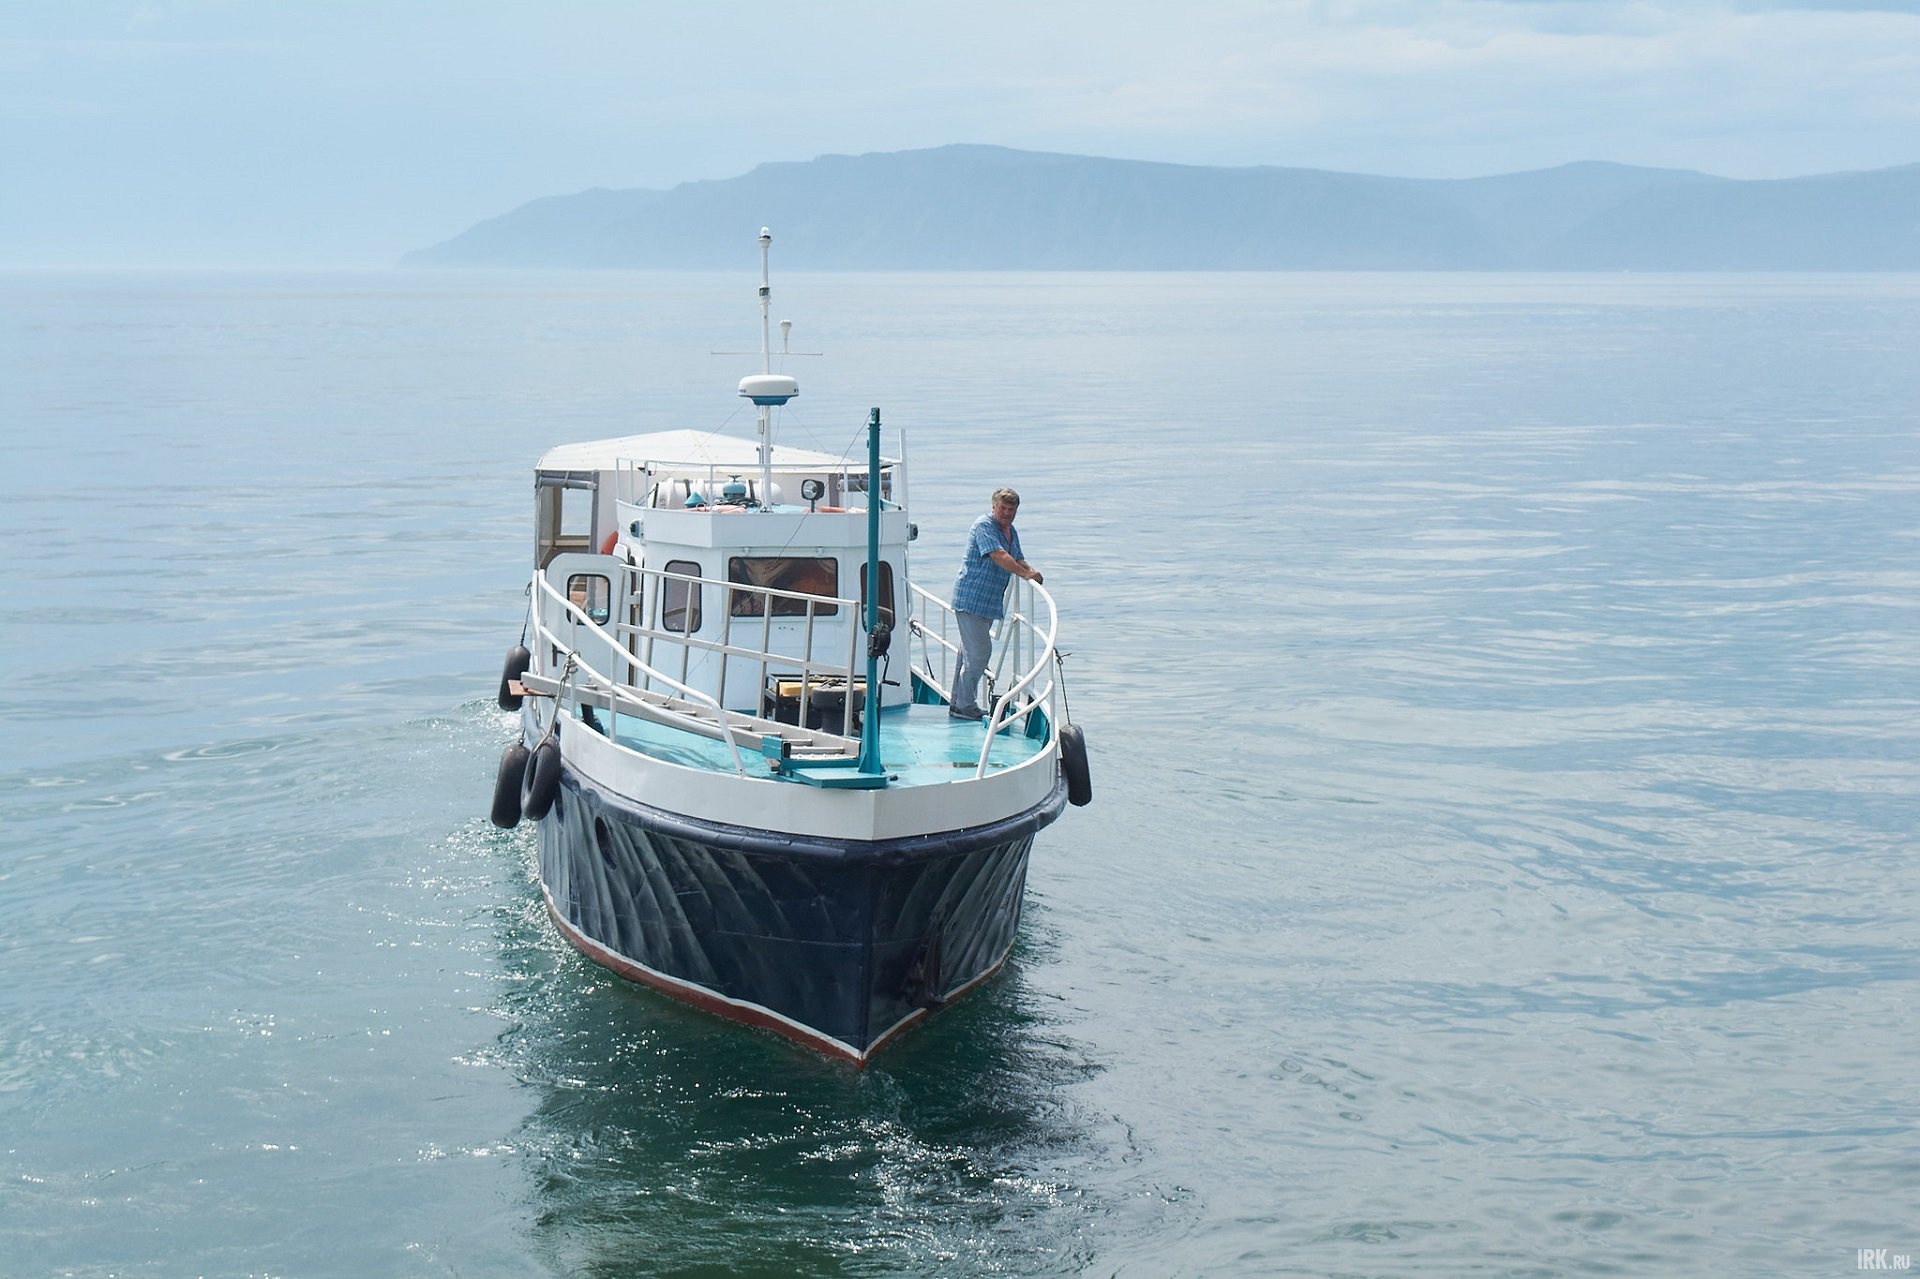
[537,428,888,475]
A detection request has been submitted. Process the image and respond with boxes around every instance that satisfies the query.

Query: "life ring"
[497,644,532,710]
[1059,723,1092,807]
[599,530,619,554]
[490,742,529,829]
[520,738,563,821]
[812,506,846,513]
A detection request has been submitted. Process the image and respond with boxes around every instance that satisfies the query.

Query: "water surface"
[3,269,1917,1276]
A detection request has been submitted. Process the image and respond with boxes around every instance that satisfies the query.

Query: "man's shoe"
[948,706,984,721]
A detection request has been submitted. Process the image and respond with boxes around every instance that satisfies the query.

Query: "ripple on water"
[161,734,319,762]
[466,891,1196,1276]
[5,271,1920,1276]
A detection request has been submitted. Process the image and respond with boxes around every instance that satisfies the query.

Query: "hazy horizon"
[6,1,1918,270]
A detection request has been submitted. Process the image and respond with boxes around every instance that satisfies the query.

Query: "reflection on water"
[487,882,1157,1276]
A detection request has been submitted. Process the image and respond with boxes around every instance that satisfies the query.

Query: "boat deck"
[589,700,1048,788]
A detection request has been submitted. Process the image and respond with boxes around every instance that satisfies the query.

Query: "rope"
[535,651,579,749]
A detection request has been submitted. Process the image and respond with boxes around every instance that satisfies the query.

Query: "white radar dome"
[739,374,799,405]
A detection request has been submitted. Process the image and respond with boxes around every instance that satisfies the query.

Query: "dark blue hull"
[534,767,1068,1062]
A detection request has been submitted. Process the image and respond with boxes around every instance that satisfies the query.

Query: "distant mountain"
[400,145,1920,271]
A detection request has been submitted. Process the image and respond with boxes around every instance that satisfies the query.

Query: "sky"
[3,0,1917,267]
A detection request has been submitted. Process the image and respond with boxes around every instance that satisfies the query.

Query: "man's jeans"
[953,611,995,714]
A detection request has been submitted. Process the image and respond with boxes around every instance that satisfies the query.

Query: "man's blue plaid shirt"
[951,513,1023,619]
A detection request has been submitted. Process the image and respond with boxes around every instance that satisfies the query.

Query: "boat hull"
[533,763,1068,1063]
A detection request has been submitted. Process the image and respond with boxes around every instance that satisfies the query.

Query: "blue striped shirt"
[951,514,1023,619]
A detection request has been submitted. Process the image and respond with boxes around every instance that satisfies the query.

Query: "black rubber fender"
[520,738,563,821]
[1059,723,1092,807]
[490,742,529,829]
[497,644,533,710]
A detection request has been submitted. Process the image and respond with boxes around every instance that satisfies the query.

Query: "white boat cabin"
[531,428,916,726]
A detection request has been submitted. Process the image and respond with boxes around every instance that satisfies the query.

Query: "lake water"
[3,269,1917,1277]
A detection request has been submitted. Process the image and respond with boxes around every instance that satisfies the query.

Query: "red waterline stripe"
[543,891,883,1066]
[540,889,1013,1067]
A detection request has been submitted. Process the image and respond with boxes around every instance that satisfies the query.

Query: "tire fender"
[520,738,563,821]
[497,645,533,710]
[1059,723,1092,807]
[490,742,529,829]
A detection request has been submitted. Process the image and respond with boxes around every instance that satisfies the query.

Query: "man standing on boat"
[949,487,1044,722]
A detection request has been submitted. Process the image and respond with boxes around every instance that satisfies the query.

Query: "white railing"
[909,578,1060,777]
[530,565,1058,783]
[616,452,904,512]
[526,567,866,777]
[619,562,865,730]
[527,573,754,775]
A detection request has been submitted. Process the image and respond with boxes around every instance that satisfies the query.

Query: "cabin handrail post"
[678,574,692,687]
[632,562,650,698]
[845,599,861,735]
[717,585,734,710]
[799,602,814,726]
[644,564,658,690]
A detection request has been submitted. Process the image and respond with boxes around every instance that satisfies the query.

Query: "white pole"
[757,228,774,506]
[758,228,772,374]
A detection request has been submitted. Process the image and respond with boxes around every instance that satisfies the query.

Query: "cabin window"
[534,471,598,567]
[661,559,702,633]
[860,561,896,626]
[726,556,839,617]
[561,487,594,537]
[566,574,611,625]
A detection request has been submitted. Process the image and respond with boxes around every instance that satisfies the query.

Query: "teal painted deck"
[590,701,1048,788]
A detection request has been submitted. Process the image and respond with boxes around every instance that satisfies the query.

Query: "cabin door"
[541,552,632,688]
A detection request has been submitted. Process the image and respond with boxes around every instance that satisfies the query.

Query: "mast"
[758,227,772,378]
[755,228,774,506]
[738,227,798,508]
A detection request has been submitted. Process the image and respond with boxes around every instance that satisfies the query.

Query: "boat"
[487,229,1092,1064]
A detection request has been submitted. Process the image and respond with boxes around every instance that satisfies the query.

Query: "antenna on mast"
[758,227,772,375]
[739,227,798,508]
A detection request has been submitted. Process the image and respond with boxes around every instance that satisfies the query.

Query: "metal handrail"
[534,565,1055,782]
[528,573,754,775]
[618,452,902,511]
[620,561,866,737]
[908,578,1060,777]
